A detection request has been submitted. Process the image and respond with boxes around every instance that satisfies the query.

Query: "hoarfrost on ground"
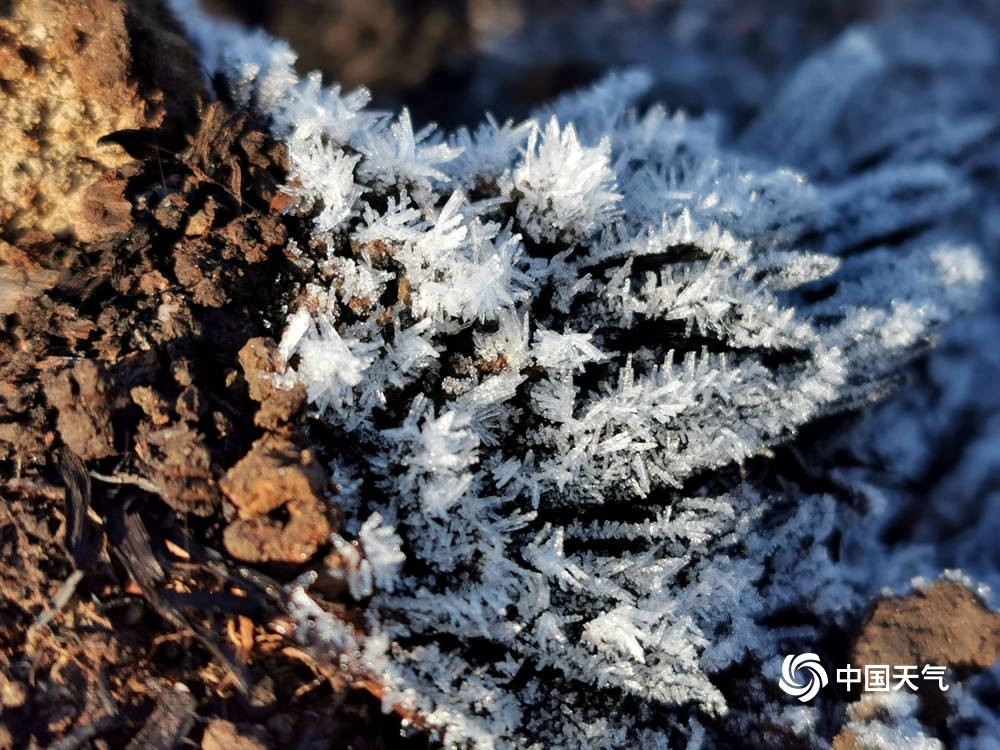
[170,1,999,746]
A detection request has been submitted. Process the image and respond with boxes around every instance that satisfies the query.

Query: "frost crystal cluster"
[170,2,995,747]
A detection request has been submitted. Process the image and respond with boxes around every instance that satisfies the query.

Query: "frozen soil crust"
[1,0,999,748]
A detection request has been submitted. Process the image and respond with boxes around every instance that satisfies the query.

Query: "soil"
[1,1,998,749]
[0,1,415,747]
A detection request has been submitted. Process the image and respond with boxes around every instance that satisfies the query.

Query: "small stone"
[138,269,170,295]
[136,423,219,516]
[254,386,306,431]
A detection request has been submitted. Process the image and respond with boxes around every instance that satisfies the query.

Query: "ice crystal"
[504,117,622,243]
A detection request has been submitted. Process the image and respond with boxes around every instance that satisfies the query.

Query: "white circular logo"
[779,653,828,702]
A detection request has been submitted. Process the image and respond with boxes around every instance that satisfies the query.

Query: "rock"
[131,385,172,426]
[238,338,282,404]
[830,729,863,750]
[222,500,331,564]
[0,0,201,243]
[833,580,1000,743]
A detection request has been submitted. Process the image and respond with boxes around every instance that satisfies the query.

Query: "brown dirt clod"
[238,337,284,404]
[851,580,1000,673]
[221,435,325,520]
[220,436,331,564]
[238,337,307,431]
[136,424,220,516]
[41,359,116,462]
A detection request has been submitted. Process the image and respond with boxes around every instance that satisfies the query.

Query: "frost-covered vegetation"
[171,1,998,746]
